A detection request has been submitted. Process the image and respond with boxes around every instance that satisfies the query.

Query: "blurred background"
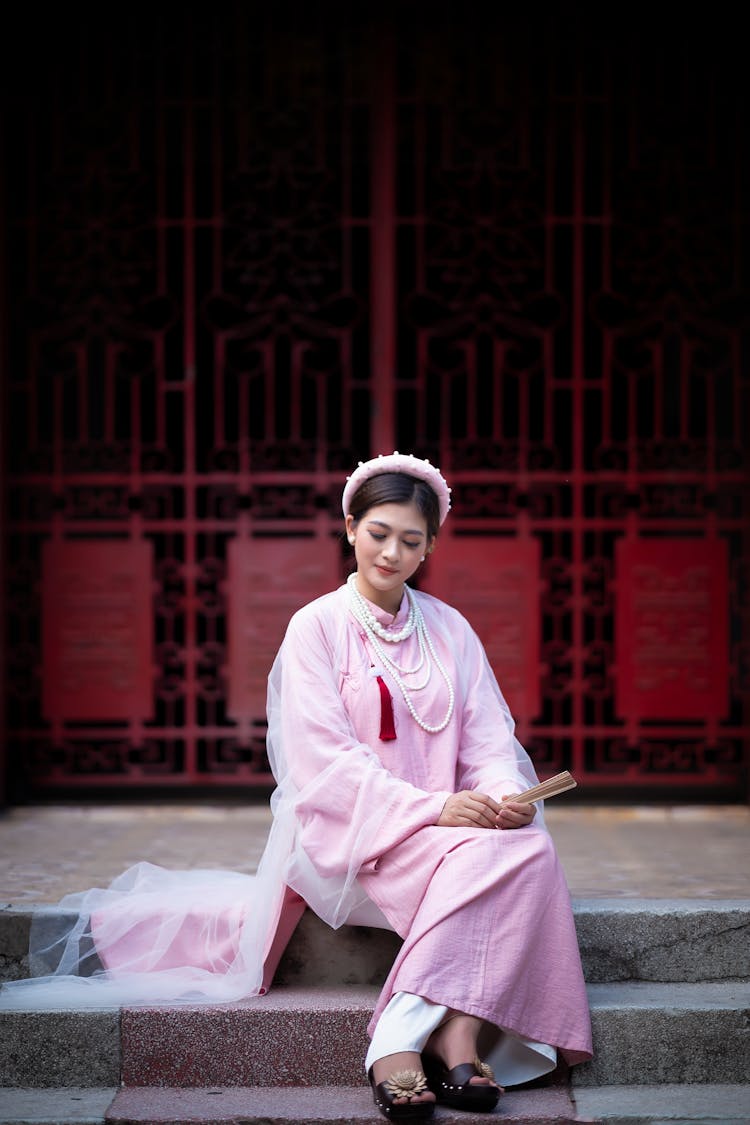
[1,1,748,806]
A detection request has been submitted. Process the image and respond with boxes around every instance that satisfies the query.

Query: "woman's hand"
[437,790,502,829]
[495,798,536,830]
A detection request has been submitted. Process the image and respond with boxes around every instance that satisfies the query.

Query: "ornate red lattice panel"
[226,538,339,718]
[423,538,541,738]
[42,540,154,722]
[386,16,749,796]
[615,539,729,722]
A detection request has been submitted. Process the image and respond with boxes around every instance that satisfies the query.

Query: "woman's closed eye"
[369,532,421,549]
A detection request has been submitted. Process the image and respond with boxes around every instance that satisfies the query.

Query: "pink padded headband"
[342,452,452,525]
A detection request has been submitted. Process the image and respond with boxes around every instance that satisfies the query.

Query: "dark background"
[1,2,748,803]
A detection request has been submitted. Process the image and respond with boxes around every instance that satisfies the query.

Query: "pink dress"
[269,584,592,1068]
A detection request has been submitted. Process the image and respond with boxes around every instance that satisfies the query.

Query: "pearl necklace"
[347,573,425,677]
[347,574,455,733]
[347,572,417,642]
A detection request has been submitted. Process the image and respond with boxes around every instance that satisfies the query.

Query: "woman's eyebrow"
[366,519,425,537]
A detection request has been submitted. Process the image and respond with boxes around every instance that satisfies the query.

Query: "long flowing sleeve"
[265,592,450,927]
[447,610,547,827]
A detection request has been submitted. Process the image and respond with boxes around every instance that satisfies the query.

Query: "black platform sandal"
[368,1067,436,1120]
[422,1054,501,1113]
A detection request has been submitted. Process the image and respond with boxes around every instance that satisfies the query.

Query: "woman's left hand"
[495,798,536,830]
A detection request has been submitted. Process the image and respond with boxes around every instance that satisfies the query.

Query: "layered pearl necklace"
[347,572,455,733]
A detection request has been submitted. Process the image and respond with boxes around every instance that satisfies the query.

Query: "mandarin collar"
[359,587,411,631]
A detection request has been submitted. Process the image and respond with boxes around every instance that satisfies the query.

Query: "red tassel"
[376,674,397,741]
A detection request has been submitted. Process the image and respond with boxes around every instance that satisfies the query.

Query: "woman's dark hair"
[347,472,441,540]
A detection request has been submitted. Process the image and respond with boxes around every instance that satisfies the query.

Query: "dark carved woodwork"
[1,6,747,797]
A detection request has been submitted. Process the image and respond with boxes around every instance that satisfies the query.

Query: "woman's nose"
[382,539,399,560]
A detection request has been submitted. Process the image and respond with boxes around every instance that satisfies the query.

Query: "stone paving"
[0,801,748,903]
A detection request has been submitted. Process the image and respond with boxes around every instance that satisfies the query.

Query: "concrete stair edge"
[0,1087,116,1125]
[571,1083,750,1122]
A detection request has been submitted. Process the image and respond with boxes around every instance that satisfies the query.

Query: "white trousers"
[366,991,558,1088]
[365,991,450,1072]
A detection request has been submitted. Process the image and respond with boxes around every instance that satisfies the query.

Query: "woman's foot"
[425,1015,500,1088]
[369,1051,436,1119]
[423,1015,502,1112]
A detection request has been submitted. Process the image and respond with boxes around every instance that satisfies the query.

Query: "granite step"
[2,900,749,986]
[0,1007,121,1088]
[1,982,749,1090]
[0,1084,576,1124]
[571,982,750,1087]
[1,1084,749,1124]
[105,1084,578,1124]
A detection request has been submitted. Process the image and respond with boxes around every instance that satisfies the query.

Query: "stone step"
[571,982,750,1087]
[3,900,749,986]
[278,900,750,987]
[567,900,750,984]
[0,1087,117,1125]
[1,1084,749,1125]
[0,1084,574,1124]
[0,1008,121,1088]
[1,983,748,1091]
[573,1084,750,1123]
[106,1084,578,1124]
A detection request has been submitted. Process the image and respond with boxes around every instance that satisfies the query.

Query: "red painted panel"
[226,538,340,719]
[615,539,729,721]
[42,541,154,721]
[423,538,541,724]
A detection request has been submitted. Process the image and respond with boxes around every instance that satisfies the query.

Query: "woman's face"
[346,500,432,614]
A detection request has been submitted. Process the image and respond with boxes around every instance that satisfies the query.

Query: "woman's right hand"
[437,790,502,829]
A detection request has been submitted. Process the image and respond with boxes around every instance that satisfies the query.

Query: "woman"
[265,452,592,1119]
[0,452,592,1121]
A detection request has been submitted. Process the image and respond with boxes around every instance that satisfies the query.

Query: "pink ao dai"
[270,583,593,1068]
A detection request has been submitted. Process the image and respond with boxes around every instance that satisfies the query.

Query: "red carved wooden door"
[2,7,748,799]
[381,20,749,799]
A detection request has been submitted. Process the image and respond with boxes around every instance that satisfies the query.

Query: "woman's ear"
[345,514,357,544]
[420,539,436,563]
